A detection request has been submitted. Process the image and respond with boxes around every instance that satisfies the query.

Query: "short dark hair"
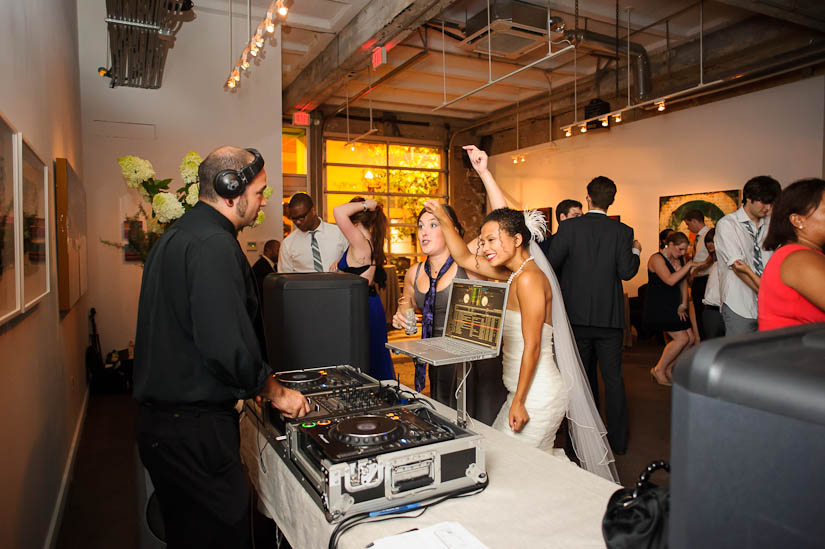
[683,209,704,223]
[659,228,674,249]
[263,239,279,254]
[418,204,465,238]
[288,192,313,210]
[198,147,254,202]
[482,208,531,247]
[742,175,781,205]
[666,231,690,246]
[763,178,825,250]
[556,199,583,223]
[705,227,716,244]
[586,176,616,210]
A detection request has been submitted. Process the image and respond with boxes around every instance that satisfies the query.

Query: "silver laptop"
[386,278,509,366]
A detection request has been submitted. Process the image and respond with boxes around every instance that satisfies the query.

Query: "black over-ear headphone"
[214,148,265,199]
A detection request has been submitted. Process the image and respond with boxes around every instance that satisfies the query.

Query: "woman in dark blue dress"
[333,197,395,381]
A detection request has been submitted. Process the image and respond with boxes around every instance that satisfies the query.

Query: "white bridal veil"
[525,212,619,483]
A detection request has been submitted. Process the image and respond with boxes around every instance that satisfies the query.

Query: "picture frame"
[55,158,88,312]
[659,190,741,241]
[20,136,50,310]
[0,113,21,325]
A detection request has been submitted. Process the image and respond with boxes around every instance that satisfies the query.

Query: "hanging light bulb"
[227,79,236,89]
[266,18,275,33]
[249,46,258,57]
[564,127,572,137]
[519,156,526,163]
[241,58,250,70]
[232,69,240,82]
[350,144,356,152]
[364,170,374,180]
[277,1,288,17]
[657,101,666,112]
[580,124,587,133]
[513,157,518,164]
[614,113,622,123]
[601,117,609,127]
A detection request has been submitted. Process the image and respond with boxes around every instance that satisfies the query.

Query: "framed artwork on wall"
[55,158,88,312]
[659,190,741,240]
[0,113,21,325]
[21,137,50,310]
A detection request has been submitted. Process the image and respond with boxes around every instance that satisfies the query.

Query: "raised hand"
[363,199,378,211]
[462,145,489,175]
[423,199,449,225]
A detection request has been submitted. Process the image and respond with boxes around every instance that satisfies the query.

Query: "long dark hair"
[659,229,674,249]
[482,208,531,246]
[348,197,388,270]
[763,178,825,250]
[417,204,465,238]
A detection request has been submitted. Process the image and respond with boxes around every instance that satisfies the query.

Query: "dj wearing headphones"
[134,146,309,548]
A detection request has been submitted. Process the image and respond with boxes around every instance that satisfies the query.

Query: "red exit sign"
[292,111,310,126]
[371,46,386,69]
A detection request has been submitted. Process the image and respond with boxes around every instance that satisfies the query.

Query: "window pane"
[389,169,445,195]
[388,196,432,226]
[326,139,386,166]
[325,194,387,223]
[327,166,387,193]
[282,128,306,174]
[388,145,442,169]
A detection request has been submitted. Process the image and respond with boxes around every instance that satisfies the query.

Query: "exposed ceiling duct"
[104,0,194,89]
[566,28,653,101]
[459,0,550,59]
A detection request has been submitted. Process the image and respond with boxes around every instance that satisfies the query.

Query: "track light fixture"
[580,125,587,133]
[601,117,609,127]
[564,127,572,137]
[657,101,666,112]
[225,0,287,90]
[613,113,622,123]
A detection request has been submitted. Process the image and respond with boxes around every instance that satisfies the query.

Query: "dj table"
[240,392,618,549]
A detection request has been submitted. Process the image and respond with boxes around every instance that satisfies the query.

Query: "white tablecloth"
[240,396,618,549]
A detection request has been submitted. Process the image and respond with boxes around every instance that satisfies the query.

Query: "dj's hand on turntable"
[259,376,310,418]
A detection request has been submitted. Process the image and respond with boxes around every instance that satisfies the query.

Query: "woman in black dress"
[644,231,698,385]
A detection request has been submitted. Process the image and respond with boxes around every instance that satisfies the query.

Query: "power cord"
[327,479,489,549]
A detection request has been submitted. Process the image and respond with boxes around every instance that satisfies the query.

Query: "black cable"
[327,478,489,549]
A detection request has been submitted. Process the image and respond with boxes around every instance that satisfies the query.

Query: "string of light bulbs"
[225,0,289,89]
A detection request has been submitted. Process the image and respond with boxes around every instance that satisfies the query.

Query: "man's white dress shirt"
[278,220,349,273]
[692,225,710,276]
[714,207,772,319]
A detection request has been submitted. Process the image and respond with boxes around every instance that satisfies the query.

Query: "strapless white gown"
[492,310,570,454]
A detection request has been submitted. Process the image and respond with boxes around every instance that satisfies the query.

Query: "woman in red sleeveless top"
[758,178,825,330]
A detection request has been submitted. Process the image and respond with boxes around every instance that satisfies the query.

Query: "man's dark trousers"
[572,325,628,452]
[136,403,251,549]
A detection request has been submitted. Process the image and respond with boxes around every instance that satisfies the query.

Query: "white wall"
[0,1,87,547]
[76,3,284,352]
[489,76,825,296]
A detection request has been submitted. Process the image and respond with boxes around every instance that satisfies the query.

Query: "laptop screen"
[444,280,508,349]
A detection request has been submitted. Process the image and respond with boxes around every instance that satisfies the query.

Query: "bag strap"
[632,460,670,499]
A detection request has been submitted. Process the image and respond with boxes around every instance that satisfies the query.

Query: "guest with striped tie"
[278,192,348,274]
[714,176,782,335]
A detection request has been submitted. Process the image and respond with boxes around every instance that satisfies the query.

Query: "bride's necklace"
[508,256,534,284]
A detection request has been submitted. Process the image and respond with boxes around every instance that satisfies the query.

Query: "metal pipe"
[434,45,575,112]
[105,17,161,31]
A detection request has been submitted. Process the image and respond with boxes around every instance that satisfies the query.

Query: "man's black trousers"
[571,325,628,453]
[136,403,251,549]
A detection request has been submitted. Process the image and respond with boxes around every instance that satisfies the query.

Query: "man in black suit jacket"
[252,239,279,302]
[538,198,583,257]
[548,177,641,454]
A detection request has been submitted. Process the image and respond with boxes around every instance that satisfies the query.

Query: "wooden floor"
[57,337,672,549]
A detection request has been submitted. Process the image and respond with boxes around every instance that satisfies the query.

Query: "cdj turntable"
[287,403,486,521]
[275,365,376,393]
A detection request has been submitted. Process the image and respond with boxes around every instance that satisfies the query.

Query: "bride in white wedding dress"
[422,146,618,483]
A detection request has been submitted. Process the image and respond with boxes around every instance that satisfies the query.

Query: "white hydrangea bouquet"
[104,151,270,264]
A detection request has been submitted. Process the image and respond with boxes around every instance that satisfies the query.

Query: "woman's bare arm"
[463,145,508,210]
[509,269,548,432]
[332,201,374,263]
[649,254,693,286]
[780,249,825,312]
[423,200,508,280]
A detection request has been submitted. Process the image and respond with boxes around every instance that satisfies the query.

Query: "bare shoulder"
[515,265,551,293]
[782,247,825,271]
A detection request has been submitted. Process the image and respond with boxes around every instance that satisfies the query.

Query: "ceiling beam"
[713,0,825,33]
[283,0,459,112]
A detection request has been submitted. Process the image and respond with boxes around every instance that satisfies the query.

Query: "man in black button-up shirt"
[134,146,308,548]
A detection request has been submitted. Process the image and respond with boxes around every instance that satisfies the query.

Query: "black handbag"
[602,460,670,549]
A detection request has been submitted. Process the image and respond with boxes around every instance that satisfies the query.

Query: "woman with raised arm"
[423,151,618,483]
[333,197,395,381]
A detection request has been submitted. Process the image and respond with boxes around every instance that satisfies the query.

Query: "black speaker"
[262,273,369,373]
[670,324,825,549]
